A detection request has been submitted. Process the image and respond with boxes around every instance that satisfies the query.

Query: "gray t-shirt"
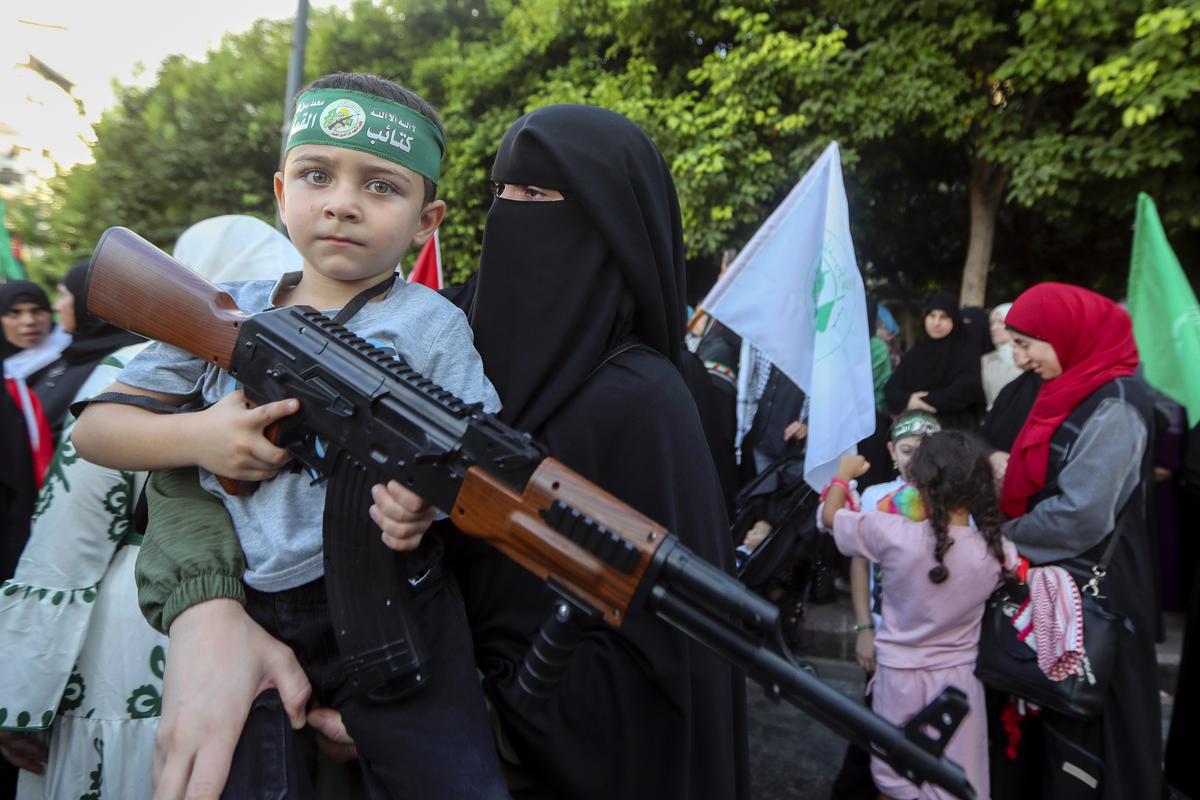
[118,273,500,592]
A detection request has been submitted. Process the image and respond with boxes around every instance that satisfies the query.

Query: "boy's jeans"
[223,569,510,800]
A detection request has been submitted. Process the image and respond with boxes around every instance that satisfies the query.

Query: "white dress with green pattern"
[0,344,165,800]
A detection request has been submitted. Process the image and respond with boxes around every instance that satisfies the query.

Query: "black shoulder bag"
[974,531,1125,720]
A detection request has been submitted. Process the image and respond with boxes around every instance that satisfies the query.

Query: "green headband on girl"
[285,88,445,184]
[891,413,941,443]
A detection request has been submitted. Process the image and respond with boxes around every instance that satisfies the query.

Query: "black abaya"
[447,348,748,799]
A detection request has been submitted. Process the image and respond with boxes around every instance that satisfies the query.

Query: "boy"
[73,73,509,798]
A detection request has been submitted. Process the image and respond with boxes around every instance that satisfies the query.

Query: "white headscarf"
[172,215,301,284]
[990,302,1016,365]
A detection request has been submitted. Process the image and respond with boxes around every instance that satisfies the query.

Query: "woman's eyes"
[492,182,555,200]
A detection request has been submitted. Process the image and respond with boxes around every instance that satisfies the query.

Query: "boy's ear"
[273,172,287,225]
[411,199,446,247]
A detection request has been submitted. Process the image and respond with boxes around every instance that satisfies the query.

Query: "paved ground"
[747,657,865,800]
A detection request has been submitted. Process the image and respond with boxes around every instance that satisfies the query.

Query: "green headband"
[891,413,941,443]
[285,88,445,184]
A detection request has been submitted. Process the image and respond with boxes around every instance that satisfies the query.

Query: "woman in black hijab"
[34,262,144,441]
[452,104,748,800]
[2,281,57,562]
[884,291,984,430]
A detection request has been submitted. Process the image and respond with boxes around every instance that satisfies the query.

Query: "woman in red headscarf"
[991,283,1161,800]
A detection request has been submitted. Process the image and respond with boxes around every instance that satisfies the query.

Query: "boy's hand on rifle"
[191,390,298,480]
[371,480,437,552]
[836,454,870,482]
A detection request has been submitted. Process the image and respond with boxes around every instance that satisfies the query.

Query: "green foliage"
[12,0,1199,298]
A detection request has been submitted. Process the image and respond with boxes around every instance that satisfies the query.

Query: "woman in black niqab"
[468,104,684,432]
[450,105,749,800]
[884,291,984,430]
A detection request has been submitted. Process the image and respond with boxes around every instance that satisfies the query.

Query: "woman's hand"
[906,391,936,413]
[371,480,438,552]
[154,600,311,800]
[0,731,47,774]
[989,450,1010,489]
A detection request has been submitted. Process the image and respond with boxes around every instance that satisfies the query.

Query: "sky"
[1,0,356,182]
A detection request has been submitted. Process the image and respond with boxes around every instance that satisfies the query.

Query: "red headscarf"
[1000,283,1139,518]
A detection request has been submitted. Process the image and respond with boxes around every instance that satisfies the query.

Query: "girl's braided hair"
[906,430,1008,584]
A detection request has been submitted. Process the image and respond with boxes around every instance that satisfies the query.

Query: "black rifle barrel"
[649,586,976,800]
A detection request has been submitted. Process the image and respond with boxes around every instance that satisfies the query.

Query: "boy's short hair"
[294,72,444,205]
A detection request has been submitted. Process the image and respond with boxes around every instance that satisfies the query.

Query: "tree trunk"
[960,157,1008,308]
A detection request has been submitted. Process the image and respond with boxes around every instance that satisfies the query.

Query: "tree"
[15,0,1198,303]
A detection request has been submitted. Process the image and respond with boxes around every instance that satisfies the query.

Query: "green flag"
[1128,192,1200,426]
[0,200,27,281]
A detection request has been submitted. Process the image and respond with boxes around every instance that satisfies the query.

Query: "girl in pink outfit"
[820,431,1016,800]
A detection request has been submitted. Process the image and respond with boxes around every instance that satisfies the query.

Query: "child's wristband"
[819,478,860,512]
[853,622,874,632]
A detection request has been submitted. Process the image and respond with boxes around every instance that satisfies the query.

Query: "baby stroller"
[732,447,826,652]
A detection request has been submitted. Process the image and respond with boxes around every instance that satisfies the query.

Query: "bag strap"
[1080,515,1125,597]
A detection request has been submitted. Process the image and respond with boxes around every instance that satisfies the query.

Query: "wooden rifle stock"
[85,226,274,494]
[85,227,247,370]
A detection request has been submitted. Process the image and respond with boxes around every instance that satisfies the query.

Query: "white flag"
[700,142,874,489]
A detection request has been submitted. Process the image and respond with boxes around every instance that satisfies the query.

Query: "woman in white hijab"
[0,216,297,800]
[981,302,1023,409]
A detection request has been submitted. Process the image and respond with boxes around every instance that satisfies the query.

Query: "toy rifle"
[84,226,976,799]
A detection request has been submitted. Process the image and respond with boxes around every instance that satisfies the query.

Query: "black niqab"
[470,105,685,432]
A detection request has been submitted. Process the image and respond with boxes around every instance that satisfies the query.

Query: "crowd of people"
[0,69,1195,800]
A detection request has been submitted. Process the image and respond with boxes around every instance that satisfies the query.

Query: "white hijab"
[172,214,301,284]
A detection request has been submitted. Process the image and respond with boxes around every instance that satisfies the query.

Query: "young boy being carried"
[73,73,509,798]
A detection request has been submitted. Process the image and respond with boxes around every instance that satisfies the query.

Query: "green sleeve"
[135,467,246,634]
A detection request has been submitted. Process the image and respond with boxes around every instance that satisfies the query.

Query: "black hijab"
[469,105,686,433]
[58,262,144,365]
[0,280,51,359]
[883,290,984,426]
